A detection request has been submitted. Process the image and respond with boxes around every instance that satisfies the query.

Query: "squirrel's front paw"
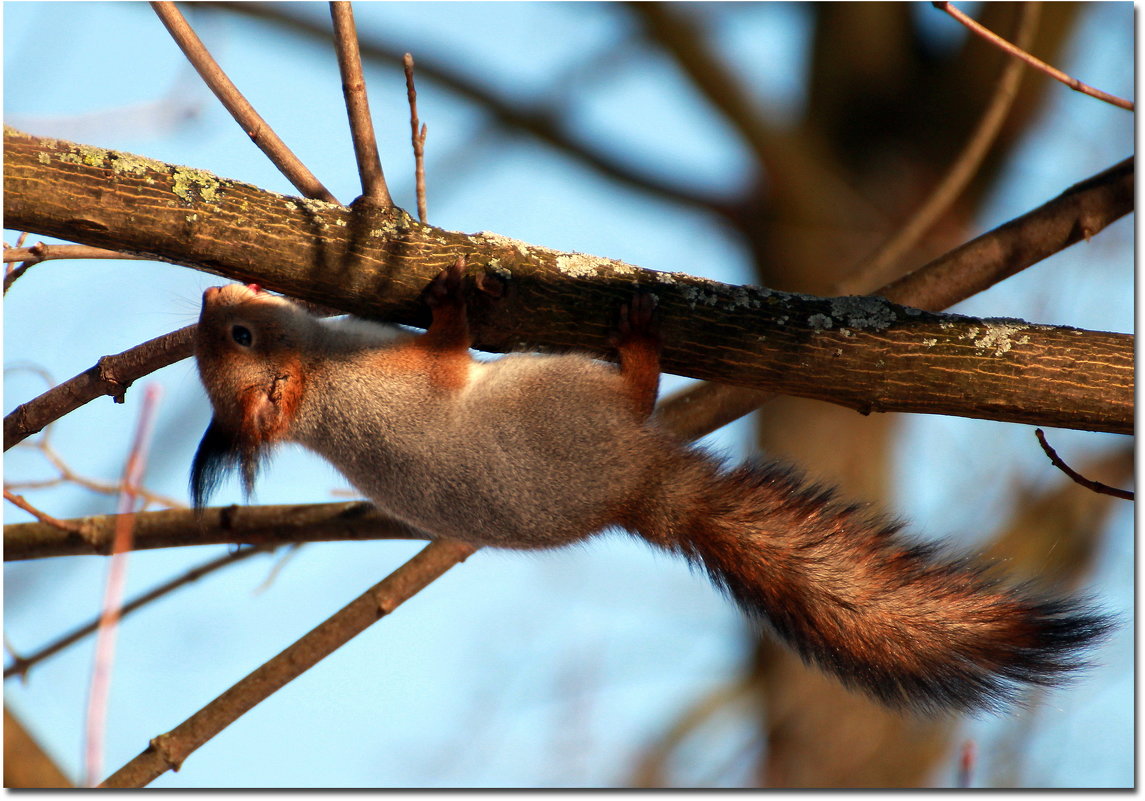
[423,257,466,309]
[610,291,660,350]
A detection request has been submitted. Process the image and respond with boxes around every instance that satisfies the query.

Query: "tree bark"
[3,129,1132,434]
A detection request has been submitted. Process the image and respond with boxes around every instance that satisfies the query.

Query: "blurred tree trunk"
[732,3,1095,787]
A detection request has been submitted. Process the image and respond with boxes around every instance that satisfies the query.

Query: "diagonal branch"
[150,1,338,202]
[203,0,718,214]
[934,1,1134,111]
[3,324,195,451]
[99,537,477,788]
[838,2,1040,292]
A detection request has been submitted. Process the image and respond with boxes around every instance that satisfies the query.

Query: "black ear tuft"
[190,418,243,509]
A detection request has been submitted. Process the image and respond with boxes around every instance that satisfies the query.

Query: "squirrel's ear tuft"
[190,418,243,509]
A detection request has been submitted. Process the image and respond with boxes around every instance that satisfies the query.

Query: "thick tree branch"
[4,130,1132,435]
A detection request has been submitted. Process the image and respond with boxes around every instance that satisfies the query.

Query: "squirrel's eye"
[231,325,253,347]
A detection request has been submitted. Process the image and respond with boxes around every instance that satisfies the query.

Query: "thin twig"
[3,243,144,264]
[329,1,392,207]
[838,3,1040,294]
[206,0,714,213]
[934,1,1133,111]
[11,434,186,511]
[5,547,264,681]
[99,538,477,788]
[3,489,87,536]
[1034,429,1134,501]
[403,52,428,222]
[84,384,163,786]
[149,1,338,202]
[5,243,145,294]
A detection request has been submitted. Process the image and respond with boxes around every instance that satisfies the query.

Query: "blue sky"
[3,2,1133,788]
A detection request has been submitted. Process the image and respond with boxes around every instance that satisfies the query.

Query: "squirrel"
[191,258,1110,714]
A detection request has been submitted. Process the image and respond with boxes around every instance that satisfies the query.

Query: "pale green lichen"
[921,338,938,347]
[172,168,222,204]
[110,152,166,177]
[727,286,764,311]
[37,152,51,165]
[59,145,110,168]
[808,313,834,330]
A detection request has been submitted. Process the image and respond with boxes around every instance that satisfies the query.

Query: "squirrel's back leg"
[411,257,474,391]
[611,292,661,420]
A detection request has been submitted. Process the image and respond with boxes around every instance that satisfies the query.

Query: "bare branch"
[99,538,477,788]
[403,52,428,222]
[3,489,86,536]
[838,3,1040,293]
[329,1,393,207]
[4,707,73,788]
[1034,429,1134,501]
[934,1,1133,111]
[203,0,718,214]
[3,243,143,264]
[4,324,195,452]
[149,1,338,202]
[880,157,1134,311]
[5,501,427,561]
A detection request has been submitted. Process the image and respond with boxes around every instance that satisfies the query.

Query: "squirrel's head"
[190,284,313,508]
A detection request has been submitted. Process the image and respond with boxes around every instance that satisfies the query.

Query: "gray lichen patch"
[807,313,834,330]
[475,230,533,258]
[828,296,897,330]
[970,322,1032,357]
[678,282,770,311]
[297,197,345,216]
[555,253,639,279]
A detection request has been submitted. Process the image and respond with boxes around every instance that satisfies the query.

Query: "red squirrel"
[191,258,1109,714]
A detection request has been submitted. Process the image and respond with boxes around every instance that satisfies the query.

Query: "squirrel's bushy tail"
[625,446,1111,713]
